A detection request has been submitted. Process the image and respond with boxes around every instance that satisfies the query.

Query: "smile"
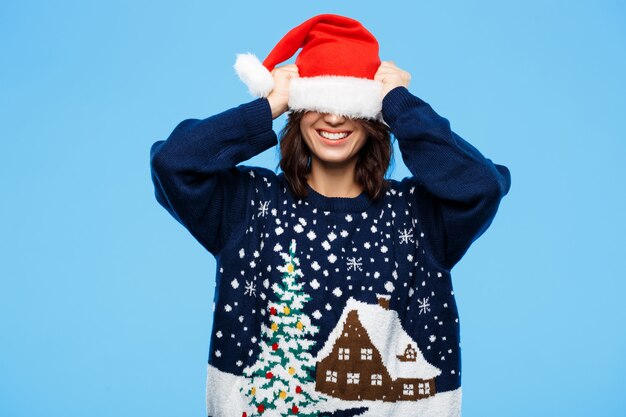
[316,130,351,140]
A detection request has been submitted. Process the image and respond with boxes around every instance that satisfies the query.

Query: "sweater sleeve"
[382,86,512,270]
[149,98,277,256]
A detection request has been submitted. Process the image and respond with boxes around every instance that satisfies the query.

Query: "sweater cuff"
[381,86,424,127]
[238,98,277,153]
[239,97,274,138]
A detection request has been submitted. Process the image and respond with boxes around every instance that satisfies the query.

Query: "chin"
[314,153,358,165]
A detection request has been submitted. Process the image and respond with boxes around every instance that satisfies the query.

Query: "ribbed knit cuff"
[381,86,424,127]
[238,97,277,154]
[239,98,274,137]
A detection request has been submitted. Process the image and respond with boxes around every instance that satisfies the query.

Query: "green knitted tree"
[240,239,328,417]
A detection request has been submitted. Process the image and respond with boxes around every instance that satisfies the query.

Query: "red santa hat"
[234,14,383,120]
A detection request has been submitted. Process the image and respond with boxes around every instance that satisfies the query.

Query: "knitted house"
[315,295,441,402]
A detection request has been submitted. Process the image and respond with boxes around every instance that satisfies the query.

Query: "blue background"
[1,1,625,416]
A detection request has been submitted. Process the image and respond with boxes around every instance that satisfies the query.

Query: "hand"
[267,64,299,119]
[374,61,411,99]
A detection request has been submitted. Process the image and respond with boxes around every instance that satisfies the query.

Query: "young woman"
[270,62,396,201]
[150,14,511,417]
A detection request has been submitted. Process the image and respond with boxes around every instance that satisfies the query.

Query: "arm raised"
[382,86,511,270]
[149,98,277,255]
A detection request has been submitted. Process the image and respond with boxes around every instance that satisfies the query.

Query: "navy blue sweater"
[150,86,511,417]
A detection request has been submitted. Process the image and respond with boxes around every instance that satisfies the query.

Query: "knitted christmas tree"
[240,239,328,417]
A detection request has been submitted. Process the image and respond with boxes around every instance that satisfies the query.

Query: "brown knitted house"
[315,295,441,402]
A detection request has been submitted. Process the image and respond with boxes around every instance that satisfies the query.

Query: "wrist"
[267,94,288,119]
[381,86,421,126]
[240,98,274,136]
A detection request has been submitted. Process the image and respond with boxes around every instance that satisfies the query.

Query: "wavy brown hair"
[277,111,393,201]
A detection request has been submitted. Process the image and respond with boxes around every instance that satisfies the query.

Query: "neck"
[306,159,363,198]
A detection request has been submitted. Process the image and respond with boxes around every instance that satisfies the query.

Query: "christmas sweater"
[149,86,511,417]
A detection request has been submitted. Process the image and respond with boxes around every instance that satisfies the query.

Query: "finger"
[377,67,395,74]
[376,64,394,72]
[374,69,393,79]
[376,67,395,76]
[373,73,387,82]
[380,61,396,68]
[376,65,401,76]
[276,64,299,73]
[276,67,299,76]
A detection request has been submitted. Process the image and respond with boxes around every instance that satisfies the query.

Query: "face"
[299,111,368,168]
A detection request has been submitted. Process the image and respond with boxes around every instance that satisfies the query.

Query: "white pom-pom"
[234,53,274,97]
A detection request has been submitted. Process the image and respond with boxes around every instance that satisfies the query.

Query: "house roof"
[315,297,442,380]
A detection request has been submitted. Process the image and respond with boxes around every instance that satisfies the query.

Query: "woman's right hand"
[267,64,299,119]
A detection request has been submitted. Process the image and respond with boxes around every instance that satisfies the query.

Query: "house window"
[371,374,382,386]
[338,347,350,360]
[360,348,373,360]
[325,370,337,383]
[403,383,414,396]
[418,382,430,395]
[406,348,416,360]
[347,372,360,384]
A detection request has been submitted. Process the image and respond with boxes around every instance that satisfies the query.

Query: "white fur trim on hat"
[234,53,274,97]
[288,76,383,120]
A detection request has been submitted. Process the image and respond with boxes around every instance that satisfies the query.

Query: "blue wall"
[1,1,625,416]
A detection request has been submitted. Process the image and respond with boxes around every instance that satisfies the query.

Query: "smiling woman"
[301,112,368,167]
[149,13,511,417]
[278,109,392,200]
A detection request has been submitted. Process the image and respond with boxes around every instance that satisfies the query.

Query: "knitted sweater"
[150,86,511,417]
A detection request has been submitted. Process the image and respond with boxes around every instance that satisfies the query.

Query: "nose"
[323,113,346,125]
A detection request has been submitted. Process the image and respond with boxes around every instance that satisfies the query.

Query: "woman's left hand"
[374,61,411,98]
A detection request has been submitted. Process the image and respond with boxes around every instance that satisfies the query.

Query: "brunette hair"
[277,110,393,201]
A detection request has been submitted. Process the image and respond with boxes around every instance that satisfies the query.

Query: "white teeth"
[318,130,349,140]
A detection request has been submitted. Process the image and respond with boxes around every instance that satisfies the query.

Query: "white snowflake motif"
[257,201,270,217]
[418,297,431,315]
[243,280,256,297]
[399,228,415,244]
[346,257,363,271]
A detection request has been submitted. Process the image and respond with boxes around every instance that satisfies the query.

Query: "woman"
[270,62,395,201]
[150,14,511,417]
